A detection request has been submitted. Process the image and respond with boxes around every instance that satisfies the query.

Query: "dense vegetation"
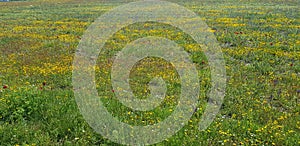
[0,0,299,145]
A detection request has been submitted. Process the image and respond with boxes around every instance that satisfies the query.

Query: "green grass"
[0,0,299,145]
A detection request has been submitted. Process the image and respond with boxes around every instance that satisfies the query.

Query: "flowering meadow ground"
[0,0,299,145]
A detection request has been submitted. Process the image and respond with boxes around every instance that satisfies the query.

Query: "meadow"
[0,0,299,145]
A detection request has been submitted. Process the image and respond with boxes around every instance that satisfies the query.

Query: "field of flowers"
[0,0,299,145]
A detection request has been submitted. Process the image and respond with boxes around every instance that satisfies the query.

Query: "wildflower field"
[0,0,299,145]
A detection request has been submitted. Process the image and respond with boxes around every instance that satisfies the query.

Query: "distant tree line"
[1,0,28,1]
